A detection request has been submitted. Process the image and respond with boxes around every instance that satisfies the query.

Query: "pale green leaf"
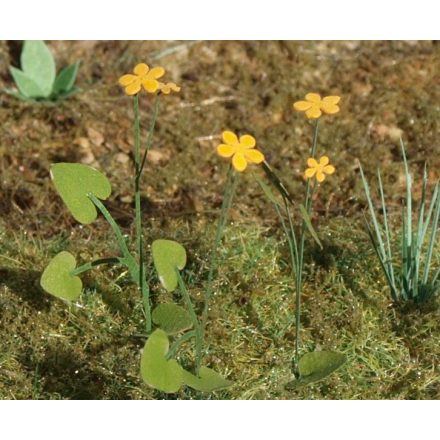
[40,251,82,301]
[183,366,233,392]
[152,303,193,335]
[51,163,111,225]
[140,329,183,393]
[9,66,45,98]
[152,239,187,292]
[21,40,56,97]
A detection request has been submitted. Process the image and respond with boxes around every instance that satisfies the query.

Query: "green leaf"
[51,163,111,225]
[9,66,45,98]
[53,61,80,95]
[140,329,183,393]
[254,174,280,206]
[40,251,82,301]
[152,303,193,335]
[287,351,346,388]
[299,204,322,249]
[183,366,233,392]
[21,40,56,97]
[152,239,187,292]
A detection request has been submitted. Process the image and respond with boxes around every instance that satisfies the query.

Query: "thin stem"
[138,94,161,179]
[167,331,196,360]
[199,165,238,369]
[176,270,203,371]
[293,119,319,373]
[71,257,121,276]
[87,193,133,262]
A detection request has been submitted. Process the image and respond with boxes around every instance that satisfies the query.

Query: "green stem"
[133,94,152,333]
[138,94,161,179]
[176,270,203,371]
[199,165,238,370]
[293,119,319,374]
[71,257,121,276]
[167,330,196,360]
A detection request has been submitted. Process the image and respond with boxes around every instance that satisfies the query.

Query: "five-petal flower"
[119,63,166,96]
[305,156,335,182]
[217,131,265,172]
[294,93,341,119]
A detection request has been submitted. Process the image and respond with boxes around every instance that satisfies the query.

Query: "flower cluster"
[118,63,180,96]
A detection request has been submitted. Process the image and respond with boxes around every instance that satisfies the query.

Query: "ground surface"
[0,41,439,399]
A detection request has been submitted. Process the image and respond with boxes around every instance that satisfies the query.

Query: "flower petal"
[319,156,329,166]
[240,134,256,148]
[305,105,322,119]
[244,149,264,164]
[323,95,341,105]
[232,153,247,172]
[222,131,239,145]
[148,67,165,80]
[307,158,318,168]
[125,81,141,95]
[119,74,137,86]
[217,144,235,158]
[321,101,340,114]
[316,171,326,183]
[323,165,335,175]
[305,93,321,103]
[142,79,159,93]
[305,167,316,178]
[134,63,149,76]
[293,100,312,112]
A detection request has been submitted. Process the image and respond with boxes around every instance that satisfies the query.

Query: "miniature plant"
[255,92,346,387]
[360,139,440,303]
[7,40,80,101]
[41,62,232,394]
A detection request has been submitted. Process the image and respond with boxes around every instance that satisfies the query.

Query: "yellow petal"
[305,105,322,119]
[217,144,235,158]
[244,149,264,164]
[307,158,318,168]
[134,63,149,76]
[119,74,137,86]
[232,153,247,172]
[323,96,340,105]
[305,167,316,178]
[293,100,312,112]
[305,93,321,103]
[323,165,335,175]
[240,134,256,148]
[321,101,340,114]
[159,84,171,94]
[222,131,239,145]
[148,67,165,80]
[125,81,141,95]
[319,156,329,166]
[316,171,326,183]
[142,79,159,93]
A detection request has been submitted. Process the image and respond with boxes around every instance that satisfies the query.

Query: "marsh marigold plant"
[217,131,265,172]
[293,93,341,119]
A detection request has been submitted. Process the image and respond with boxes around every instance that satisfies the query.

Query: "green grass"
[1,213,439,399]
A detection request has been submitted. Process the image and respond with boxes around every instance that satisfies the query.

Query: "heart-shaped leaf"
[21,40,56,97]
[53,61,80,95]
[152,240,187,292]
[51,163,111,224]
[40,251,82,301]
[183,366,233,392]
[9,66,45,99]
[287,351,346,389]
[152,303,193,335]
[140,329,183,393]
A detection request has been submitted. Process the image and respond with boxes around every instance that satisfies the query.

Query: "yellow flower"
[118,63,165,95]
[159,82,181,95]
[293,93,341,119]
[305,156,335,182]
[217,131,265,172]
